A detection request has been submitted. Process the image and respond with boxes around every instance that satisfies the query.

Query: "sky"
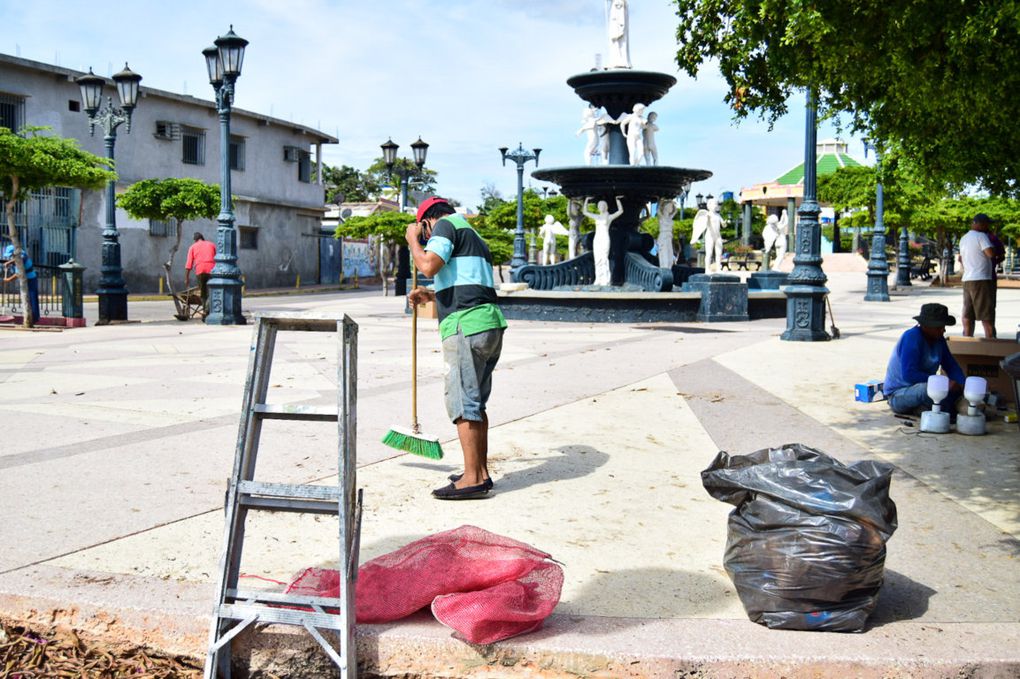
[1,0,865,209]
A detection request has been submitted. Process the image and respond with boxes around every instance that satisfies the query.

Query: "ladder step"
[255,312,343,332]
[227,589,344,610]
[218,602,345,630]
[253,404,338,421]
[238,480,341,501]
[238,494,339,515]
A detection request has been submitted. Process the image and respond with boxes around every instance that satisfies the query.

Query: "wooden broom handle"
[411,264,419,432]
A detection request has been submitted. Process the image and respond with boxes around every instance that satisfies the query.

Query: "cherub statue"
[539,215,569,265]
[567,198,583,258]
[577,107,600,166]
[643,112,659,166]
[656,199,677,268]
[762,211,789,269]
[606,0,631,69]
[617,103,646,166]
[691,196,726,272]
[583,196,624,286]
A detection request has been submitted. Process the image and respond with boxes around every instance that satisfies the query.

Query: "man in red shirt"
[184,232,216,316]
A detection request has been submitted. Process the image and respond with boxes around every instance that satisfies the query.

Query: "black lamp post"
[202,26,248,325]
[863,139,890,302]
[75,63,142,324]
[500,143,541,279]
[895,214,912,287]
[781,90,830,342]
[382,137,429,296]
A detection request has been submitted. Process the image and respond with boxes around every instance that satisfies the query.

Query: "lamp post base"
[205,278,246,325]
[96,291,128,325]
[864,270,890,302]
[781,286,831,341]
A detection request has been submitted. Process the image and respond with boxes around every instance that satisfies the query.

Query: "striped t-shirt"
[424,214,507,340]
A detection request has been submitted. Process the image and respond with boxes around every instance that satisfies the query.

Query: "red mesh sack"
[431,560,564,644]
[355,525,554,623]
[284,525,563,644]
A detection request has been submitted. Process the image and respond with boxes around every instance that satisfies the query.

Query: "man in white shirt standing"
[959,213,997,338]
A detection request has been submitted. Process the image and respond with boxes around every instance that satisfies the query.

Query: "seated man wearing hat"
[884,303,966,415]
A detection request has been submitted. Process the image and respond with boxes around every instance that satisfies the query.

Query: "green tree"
[0,127,114,327]
[365,157,438,198]
[317,164,381,204]
[334,211,414,245]
[118,178,220,317]
[673,0,1020,195]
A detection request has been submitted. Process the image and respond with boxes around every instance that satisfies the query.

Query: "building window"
[154,121,177,140]
[149,217,179,237]
[229,135,245,171]
[0,92,26,132]
[239,226,258,250]
[182,127,205,165]
[297,150,311,183]
[68,100,80,112]
[283,145,300,162]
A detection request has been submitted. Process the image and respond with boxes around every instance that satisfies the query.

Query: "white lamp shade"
[963,376,987,403]
[112,63,142,110]
[926,374,949,402]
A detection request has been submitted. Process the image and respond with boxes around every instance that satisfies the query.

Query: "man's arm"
[405,221,446,278]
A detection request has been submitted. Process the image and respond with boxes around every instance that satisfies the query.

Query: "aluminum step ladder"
[204,311,362,679]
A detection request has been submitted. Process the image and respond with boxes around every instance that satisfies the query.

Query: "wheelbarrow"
[171,286,204,321]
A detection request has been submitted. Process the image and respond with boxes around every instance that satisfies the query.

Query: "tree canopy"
[0,127,114,327]
[673,0,1020,195]
[334,211,415,245]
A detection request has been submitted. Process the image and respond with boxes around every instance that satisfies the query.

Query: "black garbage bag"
[702,443,897,632]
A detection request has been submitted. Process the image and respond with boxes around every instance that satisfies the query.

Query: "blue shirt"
[884,326,965,396]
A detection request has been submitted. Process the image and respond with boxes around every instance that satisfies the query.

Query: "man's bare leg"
[981,320,996,338]
[453,416,489,488]
[962,318,974,337]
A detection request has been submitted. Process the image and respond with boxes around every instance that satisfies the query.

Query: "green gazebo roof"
[775,152,862,186]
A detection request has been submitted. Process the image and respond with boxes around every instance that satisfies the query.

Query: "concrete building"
[0,53,337,292]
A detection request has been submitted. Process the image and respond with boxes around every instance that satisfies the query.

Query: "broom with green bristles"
[382,264,444,459]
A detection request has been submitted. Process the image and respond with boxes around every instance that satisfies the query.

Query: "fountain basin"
[532,165,712,205]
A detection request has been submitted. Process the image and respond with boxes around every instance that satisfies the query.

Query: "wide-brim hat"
[914,303,955,327]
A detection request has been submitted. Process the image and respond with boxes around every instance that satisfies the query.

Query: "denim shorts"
[442,327,504,423]
[887,381,959,415]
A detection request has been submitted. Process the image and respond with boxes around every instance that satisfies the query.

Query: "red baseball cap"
[416,196,449,222]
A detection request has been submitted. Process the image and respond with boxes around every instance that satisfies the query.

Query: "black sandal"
[432,481,491,500]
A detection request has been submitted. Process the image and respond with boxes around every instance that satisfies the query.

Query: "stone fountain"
[497,2,785,323]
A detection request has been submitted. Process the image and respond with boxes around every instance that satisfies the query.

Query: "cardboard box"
[947,337,1020,405]
[416,300,438,319]
[854,380,885,403]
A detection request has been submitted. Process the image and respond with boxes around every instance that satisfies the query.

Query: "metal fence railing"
[1,264,61,320]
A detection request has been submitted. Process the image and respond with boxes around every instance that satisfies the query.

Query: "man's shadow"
[400,444,609,494]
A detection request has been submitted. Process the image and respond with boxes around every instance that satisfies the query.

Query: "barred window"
[297,150,311,183]
[0,92,26,132]
[182,127,205,165]
[149,217,179,237]
[239,226,258,250]
[229,135,245,171]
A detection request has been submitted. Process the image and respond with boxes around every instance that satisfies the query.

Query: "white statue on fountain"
[762,209,790,269]
[539,215,569,265]
[567,198,583,258]
[692,196,726,272]
[643,112,659,166]
[577,106,616,166]
[617,103,647,166]
[606,0,631,69]
[656,199,677,269]
[583,196,624,286]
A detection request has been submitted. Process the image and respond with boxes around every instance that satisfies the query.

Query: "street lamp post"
[895,212,912,287]
[75,63,143,324]
[382,137,429,296]
[863,139,890,302]
[202,26,248,325]
[781,90,830,342]
[500,143,541,279]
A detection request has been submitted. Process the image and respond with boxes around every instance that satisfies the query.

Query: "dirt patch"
[0,618,203,678]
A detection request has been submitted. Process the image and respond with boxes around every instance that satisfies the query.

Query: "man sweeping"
[406,197,507,500]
